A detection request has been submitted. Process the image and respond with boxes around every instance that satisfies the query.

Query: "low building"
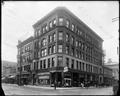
[104,63,119,80]
[103,66,113,86]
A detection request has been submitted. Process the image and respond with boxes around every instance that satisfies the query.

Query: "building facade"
[104,63,119,84]
[103,66,113,86]
[17,7,105,86]
[17,36,34,85]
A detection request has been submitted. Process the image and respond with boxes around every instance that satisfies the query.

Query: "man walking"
[54,80,57,90]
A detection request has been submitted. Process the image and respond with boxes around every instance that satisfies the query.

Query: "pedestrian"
[54,80,57,90]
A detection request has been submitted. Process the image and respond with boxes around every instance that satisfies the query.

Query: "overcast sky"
[2,1,119,63]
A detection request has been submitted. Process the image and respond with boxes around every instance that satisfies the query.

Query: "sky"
[2,1,119,63]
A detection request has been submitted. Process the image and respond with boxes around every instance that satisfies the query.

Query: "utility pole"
[19,48,22,86]
[112,17,119,55]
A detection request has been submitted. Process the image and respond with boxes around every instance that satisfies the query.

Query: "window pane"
[66,58,69,67]
[66,20,69,28]
[43,59,46,68]
[71,59,74,69]
[53,33,56,41]
[59,18,63,26]
[72,24,75,31]
[52,45,56,53]
[66,33,69,42]
[49,21,53,28]
[58,45,62,53]
[44,49,47,56]
[52,57,55,67]
[58,32,63,40]
[48,58,50,68]
[48,47,52,54]
[53,18,56,25]
[65,46,69,54]
[58,56,63,66]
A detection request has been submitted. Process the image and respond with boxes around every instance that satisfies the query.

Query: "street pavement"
[2,83,113,95]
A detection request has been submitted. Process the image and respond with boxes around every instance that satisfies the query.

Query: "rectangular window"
[59,18,63,26]
[48,46,52,55]
[72,24,75,31]
[79,62,81,70]
[43,59,46,69]
[43,27,45,33]
[48,58,50,68]
[76,40,78,47]
[86,64,88,72]
[58,45,63,53]
[76,61,79,69]
[58,31,63,40]
[52,45,56,53]
[41,50,44,57]
[83,63,84,71]
[45,25,48,31]
[65,46,69,54]
[66,19,70,28]
[57,56,63,66]
[65,33,69,42]
[52,57,55,67]
[44,49,47,56]
[49,21,53,28]
[40,60,42,69]
[53,18,56,26]
[71,48,74,56]
[76,50,79,57]
[49,35,52,43]
[42,38,47,47]
[66,58,69,67]
[53,32,56,41]
[71,59,74,69]
[71,36,74,45]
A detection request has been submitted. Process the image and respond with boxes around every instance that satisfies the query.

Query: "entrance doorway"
[64,78,71,87]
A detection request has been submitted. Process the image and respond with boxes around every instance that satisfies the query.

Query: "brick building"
[17,36,34,84]
[17,7,106,86]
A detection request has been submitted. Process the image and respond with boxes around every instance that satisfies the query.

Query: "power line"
[80,7,115,40]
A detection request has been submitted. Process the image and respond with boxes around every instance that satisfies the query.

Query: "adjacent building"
[17,36,34,84]
[103,66,113,86]
[105,63,119,81]
[17,7,107,86]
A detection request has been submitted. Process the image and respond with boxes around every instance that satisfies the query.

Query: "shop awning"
[39,76,49,79]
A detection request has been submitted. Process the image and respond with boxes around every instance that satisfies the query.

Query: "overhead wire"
[80,7,115,40]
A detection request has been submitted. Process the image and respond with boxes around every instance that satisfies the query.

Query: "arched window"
[41,38,47,47]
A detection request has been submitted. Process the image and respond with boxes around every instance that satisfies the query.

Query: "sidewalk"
[24,85,80,89]
[24,85,100,89]
[2,83,108,90]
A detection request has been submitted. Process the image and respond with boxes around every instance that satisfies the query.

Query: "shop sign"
[39,76,49,79]
[64,66,68,72]
[37,72,50,76]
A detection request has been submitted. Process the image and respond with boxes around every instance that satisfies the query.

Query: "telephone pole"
[112,17,119,55]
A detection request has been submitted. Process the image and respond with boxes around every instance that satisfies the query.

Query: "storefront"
[64,72,72,87]
[37,72,50,85]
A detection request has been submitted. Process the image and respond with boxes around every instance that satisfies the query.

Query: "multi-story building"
[103,66,113,86]
[17,7,105,86]
[105,63,119,80]
[17,36,34,84]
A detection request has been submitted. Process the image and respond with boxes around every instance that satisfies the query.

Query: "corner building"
[31,7,104,87]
